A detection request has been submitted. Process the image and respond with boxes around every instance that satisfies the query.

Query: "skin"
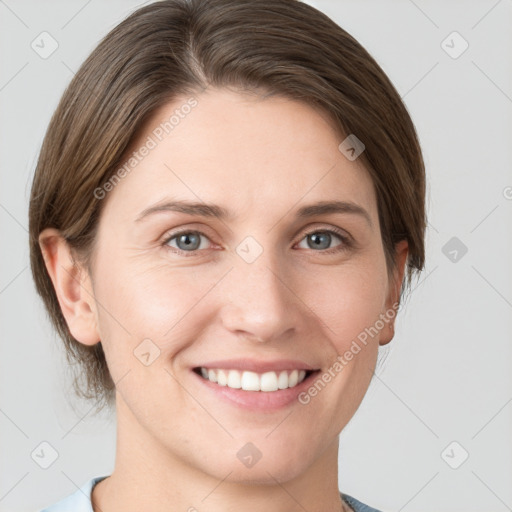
[40,87,408,512]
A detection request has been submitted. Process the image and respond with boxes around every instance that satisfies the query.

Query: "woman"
[30,0,426,510]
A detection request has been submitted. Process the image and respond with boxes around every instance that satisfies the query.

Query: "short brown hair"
[29,0,426,412]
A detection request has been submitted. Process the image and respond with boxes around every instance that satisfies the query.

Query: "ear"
[379,239,409,346]
[38,228,100,346]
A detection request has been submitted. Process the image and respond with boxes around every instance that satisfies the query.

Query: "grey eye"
[166,231,208,252]
[297,231,343,251]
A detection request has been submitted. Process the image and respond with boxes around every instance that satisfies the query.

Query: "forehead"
[101,87,377,226]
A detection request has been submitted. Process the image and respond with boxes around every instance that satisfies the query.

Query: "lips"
[192,358,319,392]
[190,358,321,410]
[192,366,321,411]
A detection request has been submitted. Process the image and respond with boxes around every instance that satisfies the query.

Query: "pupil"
[310,232,330,250]
[179,233,199,251]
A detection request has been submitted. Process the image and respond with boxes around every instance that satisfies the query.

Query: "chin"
[195,439,315,485]
[215,458,309,486]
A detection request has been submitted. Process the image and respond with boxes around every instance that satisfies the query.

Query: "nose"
[219,252,303,343]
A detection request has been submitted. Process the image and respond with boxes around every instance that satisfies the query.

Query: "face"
[45,87,407,484]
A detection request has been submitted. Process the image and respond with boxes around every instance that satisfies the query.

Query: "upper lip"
[194,358,319,373]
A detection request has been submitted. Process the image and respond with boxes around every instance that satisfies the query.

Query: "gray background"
[1,1,511,511]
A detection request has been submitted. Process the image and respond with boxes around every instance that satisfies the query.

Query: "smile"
[194,367,312,392]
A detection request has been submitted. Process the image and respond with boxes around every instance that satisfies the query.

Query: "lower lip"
[192,369,320,412]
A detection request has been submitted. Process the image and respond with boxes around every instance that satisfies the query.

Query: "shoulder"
[341,491,385,512]
[38,475,109,512]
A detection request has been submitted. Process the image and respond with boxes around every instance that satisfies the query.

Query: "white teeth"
[198,368,309,392]
[217,369,228,386]
[227,369,242,389]
[260,371,278,392]
[278,370,288,389]
[241,371,260,391]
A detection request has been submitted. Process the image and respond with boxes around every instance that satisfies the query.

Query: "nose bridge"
[220,244,299,342]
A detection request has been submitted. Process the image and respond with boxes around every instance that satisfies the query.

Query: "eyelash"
[161,227,353,257]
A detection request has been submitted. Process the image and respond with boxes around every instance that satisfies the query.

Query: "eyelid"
[299,224,351,242]
[160,223,216,243]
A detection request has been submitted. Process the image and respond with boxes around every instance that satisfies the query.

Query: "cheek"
[298,260,388,350]
[92,256,222,358]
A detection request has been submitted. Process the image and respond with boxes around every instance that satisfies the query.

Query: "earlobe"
[38,228,100,346]
[379,239,409,346]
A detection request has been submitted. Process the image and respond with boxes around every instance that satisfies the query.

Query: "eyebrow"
[135,199,373,228]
